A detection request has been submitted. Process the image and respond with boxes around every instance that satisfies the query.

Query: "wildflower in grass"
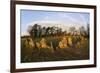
[24,38,35,49]
[36,42,41,49]
[40,38,50,49]
[28,38,35,48]
[68,37,73,46]
[58,37,68,49]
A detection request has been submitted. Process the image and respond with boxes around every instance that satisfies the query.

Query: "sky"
[20,10,90,35]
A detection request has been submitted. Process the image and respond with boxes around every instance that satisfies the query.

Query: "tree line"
[27,23,89,38]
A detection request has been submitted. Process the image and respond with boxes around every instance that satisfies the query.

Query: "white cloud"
[56,13,84,25]
[78,14,87,25]
[43,16,49,20]
[21,31,30,36]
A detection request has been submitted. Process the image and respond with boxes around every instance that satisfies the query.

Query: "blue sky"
[20,10,90,34]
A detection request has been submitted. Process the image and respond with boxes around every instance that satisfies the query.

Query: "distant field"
[21,35,89,63]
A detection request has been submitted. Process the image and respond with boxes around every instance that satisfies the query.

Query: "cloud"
[21,31,30,36]
[43,16,49,20]
[78,14,87,25]
[56,13,83,25]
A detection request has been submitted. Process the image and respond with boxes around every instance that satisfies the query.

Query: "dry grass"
[21,35,89,63]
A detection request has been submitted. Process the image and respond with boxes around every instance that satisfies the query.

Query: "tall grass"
[21,35,89,63]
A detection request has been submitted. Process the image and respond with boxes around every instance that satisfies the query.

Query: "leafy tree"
[79,26,86,36]
[27,25,33,37]
[87,24,90,38]
[69,26,76,35]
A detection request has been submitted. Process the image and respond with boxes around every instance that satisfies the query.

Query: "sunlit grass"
[21,35,89,63]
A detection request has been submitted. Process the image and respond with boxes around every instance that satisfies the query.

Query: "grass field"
[21,35,89,63]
